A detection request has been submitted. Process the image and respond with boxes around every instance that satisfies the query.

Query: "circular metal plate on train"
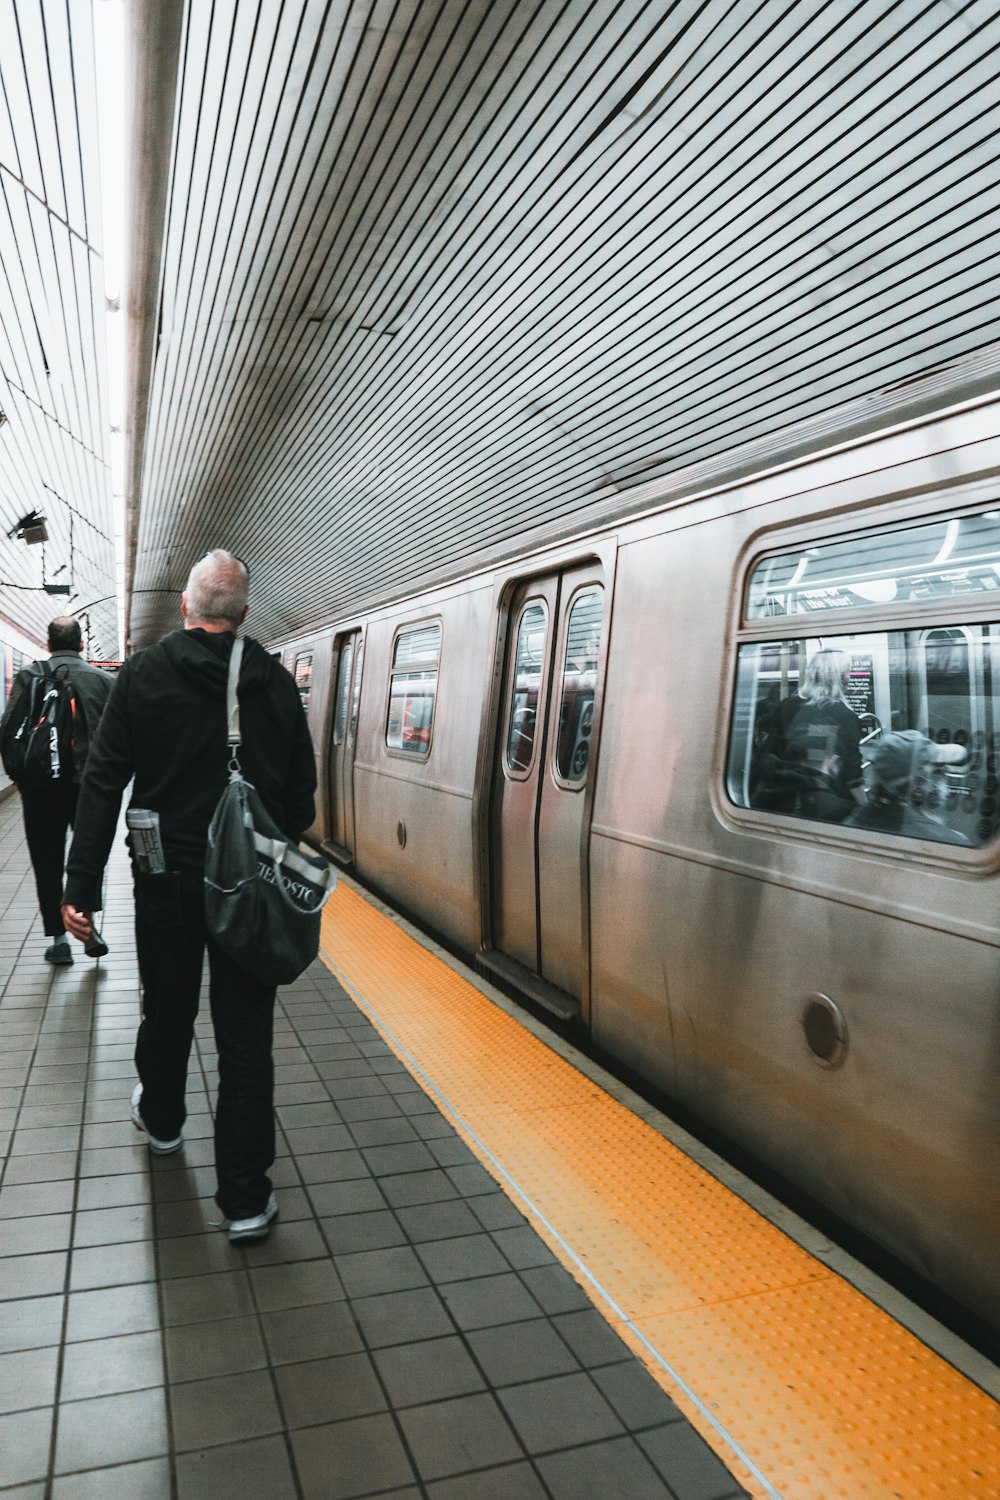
[802,993,848,1069]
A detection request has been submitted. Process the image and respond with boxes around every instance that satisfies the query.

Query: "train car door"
[327,630,364,858]
[489,563,605,1013]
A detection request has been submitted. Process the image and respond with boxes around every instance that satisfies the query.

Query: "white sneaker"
[130,1083,183,1155]
[227,1194,279,1244]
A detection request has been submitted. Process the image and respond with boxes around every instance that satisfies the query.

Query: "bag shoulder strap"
[226,638,245,766]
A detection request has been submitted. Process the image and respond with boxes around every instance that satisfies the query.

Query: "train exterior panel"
[280,393,1000,1330]
[348,583,495,950]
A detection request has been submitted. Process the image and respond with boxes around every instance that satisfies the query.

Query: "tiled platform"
[0,792,746,1500]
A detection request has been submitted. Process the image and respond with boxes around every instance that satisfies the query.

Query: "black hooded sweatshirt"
[63,629,316,912]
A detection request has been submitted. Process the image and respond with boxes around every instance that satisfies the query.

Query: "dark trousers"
[21,781,79,935]
[133,872,277,1219]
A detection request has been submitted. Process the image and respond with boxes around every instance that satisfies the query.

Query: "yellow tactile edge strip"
[320,882,1000,1500]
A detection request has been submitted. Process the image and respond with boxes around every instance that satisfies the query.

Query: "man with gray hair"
[61,551,316,1242]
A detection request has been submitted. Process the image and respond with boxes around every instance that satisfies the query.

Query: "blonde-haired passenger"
[798,648,852,705]
[751,648,866,822]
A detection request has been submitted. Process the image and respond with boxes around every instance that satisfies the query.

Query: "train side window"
[333,641,354,745]
[385,621,441,758]
[293,651,313,713]
[729,630,1000,846]
[554,587,603,786]
[505,602,547,775]
[729,507,1000,848]
[746,510,1000,618]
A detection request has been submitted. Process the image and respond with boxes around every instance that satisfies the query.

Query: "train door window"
[334,640,354,745]
[349,637,365,744]
[386,621,441,758]
[293,651,313,713]
[554,587,603,786]
[728,506,1000,849]
[505,601,547,775]
[5,646,26,708]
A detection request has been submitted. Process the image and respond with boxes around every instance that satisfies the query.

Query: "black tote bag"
[204,639,336,986]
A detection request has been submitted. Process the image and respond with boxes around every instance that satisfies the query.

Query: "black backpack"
[1,662,80,789]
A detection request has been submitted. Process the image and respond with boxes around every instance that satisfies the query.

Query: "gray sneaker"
[130,1083,183,1155]
[227,1194,279,1244]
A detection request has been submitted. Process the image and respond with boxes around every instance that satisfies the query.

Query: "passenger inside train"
[844,729,972,845]
[748,647,866,822]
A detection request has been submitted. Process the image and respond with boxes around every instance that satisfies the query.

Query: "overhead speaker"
[10,510,48,544]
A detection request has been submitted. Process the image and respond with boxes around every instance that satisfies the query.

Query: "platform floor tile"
[0,793,743,1500]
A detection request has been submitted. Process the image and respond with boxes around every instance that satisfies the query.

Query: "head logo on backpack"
[1,663,80,789]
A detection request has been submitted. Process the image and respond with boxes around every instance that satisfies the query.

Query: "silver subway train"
[276,387,1000,1333]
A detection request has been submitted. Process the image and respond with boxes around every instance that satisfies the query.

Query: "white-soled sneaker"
[129,1083,183,1155]
[227,1194,279,1244]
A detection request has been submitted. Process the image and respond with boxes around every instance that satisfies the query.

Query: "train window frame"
[551,583,604,792]
[384,618,443,762]
[725,498,1000,861]
[292,650,314,714]
[503,596,549,782]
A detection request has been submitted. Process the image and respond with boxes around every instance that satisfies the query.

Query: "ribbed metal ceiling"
[0,0,118,658]
[130,0,1000,649]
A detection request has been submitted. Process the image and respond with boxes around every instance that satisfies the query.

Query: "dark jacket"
[773,694,864,797]
[0,650,114,784]
[751,694,863,822]
[63,629,316,910]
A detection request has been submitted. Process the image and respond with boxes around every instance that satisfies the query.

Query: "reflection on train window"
[505,602,547,774]
[293,651,313,713]
[728,627,1000,847]
[349,638,364,744]
[747,508,1000,618]
[555,587,603,786]
[334,641,354,745]
[386,621,441,758]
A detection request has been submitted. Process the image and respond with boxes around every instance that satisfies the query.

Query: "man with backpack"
[0,616,114,964]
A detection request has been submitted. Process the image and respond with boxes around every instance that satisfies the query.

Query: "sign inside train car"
[842,655,874,717]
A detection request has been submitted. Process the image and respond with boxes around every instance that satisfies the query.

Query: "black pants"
[133,871,276,1219]
[21,781,79,935]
